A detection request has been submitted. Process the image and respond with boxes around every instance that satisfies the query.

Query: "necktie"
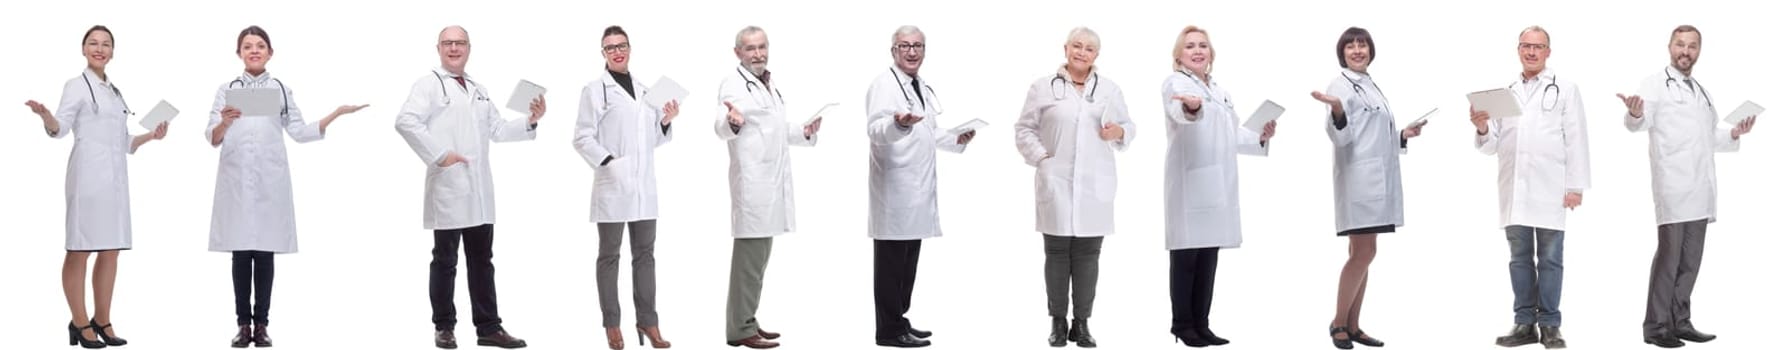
[453,76,466,88]
[909,78,926,109]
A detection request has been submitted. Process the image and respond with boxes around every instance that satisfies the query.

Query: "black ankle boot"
[1069,318,1097,348]
[1048,317,1069,347]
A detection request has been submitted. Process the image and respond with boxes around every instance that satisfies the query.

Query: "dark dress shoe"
[1538,326,1566,349]
[1048,317,1069,347]
[1069,318,1097,348]
[727,334,780,349]
[232,325,254,348]
[756,329,782,340]
[876,334,932,348]
[1176,331,1211,348]
[1329,326,1354,349]
[1674,327,1716,343]
[1495,324,1538,347]
[435,330,458,349]
[1644,334,1685,348]
[476,330,527,349]
[1348,329,1383,347]
[68,322,106,349]
[252,324,273,347]
[1197,328,1229,346]
[908,328,932,339]
[91,319,127,346]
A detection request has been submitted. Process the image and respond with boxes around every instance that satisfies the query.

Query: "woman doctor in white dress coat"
[1014,26,1134,348]
[1160,25,1278,348]
[1307,27,1424,350]
[572,25,678,350]
[204,25,366,347]
[24,25,167,349]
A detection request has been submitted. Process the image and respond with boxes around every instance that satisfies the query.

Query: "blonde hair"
[1171,25,1212,72]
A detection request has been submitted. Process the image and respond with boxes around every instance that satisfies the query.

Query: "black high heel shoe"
[68,322,107,349]
[91,318,127,346]
[1329,326,1354,349]
[1174,332,1210,348]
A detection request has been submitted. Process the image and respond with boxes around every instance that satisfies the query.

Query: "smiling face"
[1517,29,1550,75]
[1064,35,1099,73]
[83,29,114,70]
[238,34,272,73]
[1343,40,1371,72]
[437,26,470,74]
[602,33,630,73]
[892,32,925,76]
[735,30,769,76]
[1669,30,1700,73]
[1176,31,1210,75]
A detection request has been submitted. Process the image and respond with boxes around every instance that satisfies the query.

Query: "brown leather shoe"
[436,330,458,349]
[251,324,273,347]
[477,330,527,349]
[232,325,253,348]
[605,327,624,350]
[727,335,779,349]
[756,329,781,340]
[638,326,672,349]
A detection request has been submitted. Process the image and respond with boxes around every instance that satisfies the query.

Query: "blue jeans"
[1505,225,1564,327]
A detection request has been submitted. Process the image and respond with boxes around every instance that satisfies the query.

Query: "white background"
[3,0,1783,349]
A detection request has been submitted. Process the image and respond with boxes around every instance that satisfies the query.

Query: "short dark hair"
[1672,25,1701,42]
[83,25,113,45]
[603,25,628,40]
[237,25,272,54]
[1335,27,1374,68]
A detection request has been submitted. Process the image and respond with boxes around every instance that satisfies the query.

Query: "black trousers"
[1169,247,1220,337]
[873,239,923,340]
[1043,235,1102,319]
[232,250,275,326]
[430,224,505,336]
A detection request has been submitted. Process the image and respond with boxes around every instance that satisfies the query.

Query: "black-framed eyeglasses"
[439,40,470,47]
[603,42,631,53]
[894,43,925,52]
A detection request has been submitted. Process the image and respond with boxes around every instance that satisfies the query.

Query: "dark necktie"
[909,78,926,109]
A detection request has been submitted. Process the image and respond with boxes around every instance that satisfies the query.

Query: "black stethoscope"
[1663,68,1712,106]
[81,74,132,116]
[889,68,934,110]
[432,71,490,104]
[1051,71,1098,102]
[737,66,784,105]
[228,77,291,117]
[1510,75,1561,112]
[1343,71,1389,112]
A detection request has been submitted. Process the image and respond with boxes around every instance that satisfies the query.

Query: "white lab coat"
[1161,71,1267,250]
[1015,67,1135,237]
[714,65,816,238]
[395,67,538,230]
[1474,68,1591,231]
[574,71,673,223]
[866,67,966,241]
[50,68,136,251]
[205,72,324,253]
[1322,69,1406,233]
[1623,67,1739,226]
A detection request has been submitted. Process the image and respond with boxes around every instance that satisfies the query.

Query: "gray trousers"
[726,237,774,341]
[597,220,658,327]
[1043,234,1103,319]
[1644,219,1708,336]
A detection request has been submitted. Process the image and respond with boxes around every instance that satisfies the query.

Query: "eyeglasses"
[1518,43,1549,51]
[439,40,470,48]
[894,43,926,53]
[603,42,631,53]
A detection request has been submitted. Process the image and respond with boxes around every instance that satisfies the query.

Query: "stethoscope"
[737,66,784,106]
[1050,72,1099,102]
[889,68,934,110]
[81,74,132,116]
[1177,70,1231,108]
[1343,71,1389,113]
[431,71,490,104]
[1510,75,1561,112]
[1663,68,1713,106]
[228,77,291,117]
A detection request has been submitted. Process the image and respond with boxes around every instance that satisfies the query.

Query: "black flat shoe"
[1674,327,1716,343]
[1495,324,1538,348]
[1329,326,1354,349]
[875,334,931,348]
[908,327,932,339]
[232,325,253,348]
[68,322,107,349]
[1538,326,1567,349]
[252,323,273,347]
[1348,329,1383,347]
[1644,334,1684,348]
[1048,317,1069,347]
[91,319,127,346]
[1069,319,1097,348]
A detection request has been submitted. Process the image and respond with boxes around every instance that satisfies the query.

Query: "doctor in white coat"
[204,25,367,348]
[1616,25,1756,349]
[1308,26,1424,350]
[1160,25,1276,348]
[394,25,539,350]
[1471,26,1589,350]
[864,25,973,349]
[1014,26,1134,349]
[572,25,679,350]
[24,25,166,349]
[715,25,821,350]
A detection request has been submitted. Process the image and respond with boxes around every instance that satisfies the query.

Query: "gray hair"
[1519,25,1550,44]
[735,26,765,48]
[892,25,924,45]
[1066,27,1101,49]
